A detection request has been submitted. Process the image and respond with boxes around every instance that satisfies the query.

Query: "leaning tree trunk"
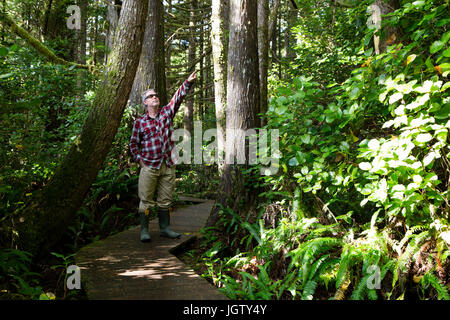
[206,0,260,227]
[129,0,166,110]
[211,0,229,171]
[12,0,148,257]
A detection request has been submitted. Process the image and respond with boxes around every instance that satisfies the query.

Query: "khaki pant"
[138,162,175,213]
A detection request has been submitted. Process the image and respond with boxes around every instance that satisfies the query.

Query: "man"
[130,71,197,242]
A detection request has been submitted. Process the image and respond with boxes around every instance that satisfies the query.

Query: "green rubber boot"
[140,211,151,242]
[158,208,180,239]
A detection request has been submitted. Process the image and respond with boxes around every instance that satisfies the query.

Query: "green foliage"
[202,0,450,300]
[289,0,370,85]
[0,43,94,232]
[0,249,45,299]
[420,271,450,300]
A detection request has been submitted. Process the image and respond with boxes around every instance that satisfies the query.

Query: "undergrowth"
[193,0,450,300]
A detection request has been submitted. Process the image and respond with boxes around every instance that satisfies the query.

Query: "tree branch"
[290,0,298,9]
[1,12,91,70]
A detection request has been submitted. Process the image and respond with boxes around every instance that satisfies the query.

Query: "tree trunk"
[283,0,297,80]
[105,0,121,64]
[258,0,269,127]
[336,0,400,54]
[76,0,88,96]
[184,0,197,135]
[42,0,53,38]
[165,0,173,92]
[129,0,166,112]
[207,0,260,227]
[12,0,148,257]
[268,0,281,42]
[211,0,229,172]
[372,0,400,54]
[199,20,204,121]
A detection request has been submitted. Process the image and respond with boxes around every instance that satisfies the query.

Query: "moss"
[2,12,89,70]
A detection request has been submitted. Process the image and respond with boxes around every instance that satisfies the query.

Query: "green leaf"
[277,104,288,114]
[359,162,372,171]
[349,87,360,100]
[412,1,425,7]
[442,30,450,44]
[389,92,403,104]
[406,54,416,65]
[433,103,450,119]
[415,133,433,143]
[430,41,444,54]
[301,166,309,175]
[0,47,8,57]
[0,73,13,79]
[439,63,450,71]
[443,48,450,57]
[425,57,434,70]
[300,134,311,144]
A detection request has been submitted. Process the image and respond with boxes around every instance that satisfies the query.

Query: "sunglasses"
[145,94,159,99]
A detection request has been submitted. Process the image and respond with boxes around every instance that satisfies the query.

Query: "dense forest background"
[0,0,449,300]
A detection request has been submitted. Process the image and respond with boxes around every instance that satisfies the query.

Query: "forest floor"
[73,196,227,299]
[0,190,206,300]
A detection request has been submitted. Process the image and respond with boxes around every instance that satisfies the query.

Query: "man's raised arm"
[169,70,197,115]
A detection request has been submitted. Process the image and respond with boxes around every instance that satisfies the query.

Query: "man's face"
[144,90,160,109]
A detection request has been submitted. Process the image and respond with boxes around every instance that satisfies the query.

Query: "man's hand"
[187,70,198,83]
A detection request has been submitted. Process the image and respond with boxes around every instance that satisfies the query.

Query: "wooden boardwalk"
[75,197,227,300]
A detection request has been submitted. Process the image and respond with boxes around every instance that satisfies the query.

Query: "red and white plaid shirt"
[129,79,193,169]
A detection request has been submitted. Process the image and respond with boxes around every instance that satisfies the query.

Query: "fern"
[275,270,298,299]
[307,254,331,282]
[336,244,357,290]
[421,272,450,300]
[318,258,340,290]
[382,229,399,251]
[393,230,430,288]
[299,254,334,300]
[301,279,318,300]
[219,275,239,299]
[396,225,429,253]
[350,273,371,300]
[301,237,341,283]
[334,274,350,300]
[367,288,378,300]
[306,223,340,240]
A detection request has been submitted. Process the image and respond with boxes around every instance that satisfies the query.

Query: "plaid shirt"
[129,79,193,169]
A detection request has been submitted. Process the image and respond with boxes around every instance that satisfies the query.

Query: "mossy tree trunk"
[12,0,148,257]
[207,0,260,227]
[211,0,229,172]
[129,0,166,110]
[0,12,89,70]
